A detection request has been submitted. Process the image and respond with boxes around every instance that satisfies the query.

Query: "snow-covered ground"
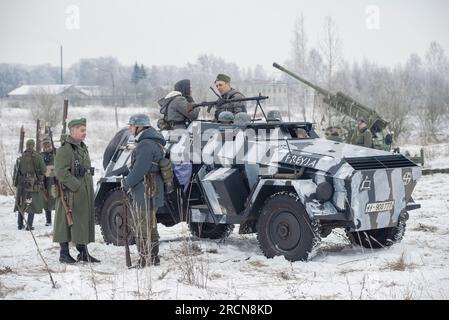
[1,172,448,300]
[1,105,449,300]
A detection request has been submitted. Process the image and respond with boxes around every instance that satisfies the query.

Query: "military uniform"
[41,141,56,226]
[354,127,373,148]
[158,79,199,129]
[124,114,166,267]
[13,139,46,230]
[53,118,99,264]
[214,74,247,121]
[372,129,391,151]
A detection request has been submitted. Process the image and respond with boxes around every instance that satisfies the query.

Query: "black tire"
[189,222,234,240]
[100,189,134,246]
[347,212,408,249]
[257,192,321,262]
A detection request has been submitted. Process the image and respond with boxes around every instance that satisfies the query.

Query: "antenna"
[284,137,298,177]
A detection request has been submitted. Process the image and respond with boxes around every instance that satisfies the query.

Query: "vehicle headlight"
[316,182,334,202]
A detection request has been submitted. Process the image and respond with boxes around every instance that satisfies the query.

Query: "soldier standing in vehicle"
[123,114,166,267]
[13,139,46,230]
[41,137,56,226]
[214,74,246,121]
[158,79,199,129]
[354,118,373,148]
[53,118,100,264]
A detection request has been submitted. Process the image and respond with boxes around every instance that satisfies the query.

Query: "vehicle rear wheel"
[100,189,134,246]
[257,192,321,261]
[347,212,408,249]
[189,222,234,240]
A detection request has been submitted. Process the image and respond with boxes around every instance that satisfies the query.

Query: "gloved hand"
[186,103,194,113]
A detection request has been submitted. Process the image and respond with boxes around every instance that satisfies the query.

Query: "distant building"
[7,84,103,106]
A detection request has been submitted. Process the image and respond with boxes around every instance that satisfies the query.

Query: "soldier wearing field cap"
[13,139,46,230]
[354,118,373,148]
[41,137,56,226]
[53,118,100,264]
[214,73,247,121]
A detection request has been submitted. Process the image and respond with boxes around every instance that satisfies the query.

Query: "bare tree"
[319,16,343,127]
[290,14,309,121]
[319,16,342,90]
[30,89,62,128]
[420,42,449,143]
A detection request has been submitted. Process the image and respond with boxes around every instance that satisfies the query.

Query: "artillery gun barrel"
[273,62,331,97]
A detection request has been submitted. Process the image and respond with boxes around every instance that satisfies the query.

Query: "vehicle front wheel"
[257,192,321,262]
[100,189,134,246]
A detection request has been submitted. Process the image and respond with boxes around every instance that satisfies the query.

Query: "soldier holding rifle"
[122,114,166,267]
[13,136,46,230]
[53,118,99,264]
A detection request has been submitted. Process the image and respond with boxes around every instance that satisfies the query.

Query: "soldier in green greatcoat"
[354,118,374,148]
[13,139,46,230]
[41,137,56,226]
[53,118,100,264]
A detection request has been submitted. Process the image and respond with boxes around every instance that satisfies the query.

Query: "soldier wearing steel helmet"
[122,113,166,267]
[234,112,252,126]
[218,111,235,124]
[266,110,282,122]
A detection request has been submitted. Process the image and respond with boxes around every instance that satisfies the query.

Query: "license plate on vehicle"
[365,201,394,213]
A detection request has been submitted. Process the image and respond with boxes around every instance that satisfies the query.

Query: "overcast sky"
[1,0,448,70]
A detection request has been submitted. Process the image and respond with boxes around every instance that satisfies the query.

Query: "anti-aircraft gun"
[273,63,392,151]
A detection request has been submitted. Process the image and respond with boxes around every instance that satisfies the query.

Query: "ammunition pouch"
[21,174,44,192]
[22,175,36,192]
[74,160,95,177]
[159,157,174,194]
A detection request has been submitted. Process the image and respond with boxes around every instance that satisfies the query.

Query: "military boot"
[45,210,52,226]
[149,241,160,266]
[17,212,24,230]
[59,242,76,264]
[25,213,35,230]
[76,244,101,263]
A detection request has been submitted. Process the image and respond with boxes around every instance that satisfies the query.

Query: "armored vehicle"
[95,110,421,261]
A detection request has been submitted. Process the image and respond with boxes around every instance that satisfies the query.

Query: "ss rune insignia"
[403,172,412,186]
[360,176,371,191]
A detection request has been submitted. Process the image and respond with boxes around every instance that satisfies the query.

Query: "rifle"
[62,99,68,135]
[19,125,25,154]
[192,94,269,110]
[13,126,26,187]
[52,102,74,227]
[57,183,74,227]
[36,119,42,153]
[121,178,132,268]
